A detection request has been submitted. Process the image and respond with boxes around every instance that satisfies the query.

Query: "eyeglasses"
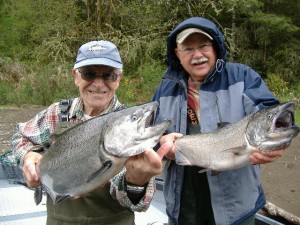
[177,43,213,56]
[78,70,119,83]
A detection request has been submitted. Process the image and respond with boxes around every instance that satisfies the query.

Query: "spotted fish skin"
[175,102,300,173]
[35,101,171,205]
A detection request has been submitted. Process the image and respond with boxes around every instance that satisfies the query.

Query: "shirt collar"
[68,95,124,121]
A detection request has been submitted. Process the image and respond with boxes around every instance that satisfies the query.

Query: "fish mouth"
[144,105,157,128]
[138,103,171,141]
[103,102,170,158]
[139,104,159,137]
[266,102,299,149]
[271,102,295,135]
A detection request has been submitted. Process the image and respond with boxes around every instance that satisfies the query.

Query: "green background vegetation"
[0,0,299,121]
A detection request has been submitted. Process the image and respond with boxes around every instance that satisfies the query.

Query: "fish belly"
[175,130,249,171]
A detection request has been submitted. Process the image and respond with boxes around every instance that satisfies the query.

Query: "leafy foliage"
[0,0,299,107]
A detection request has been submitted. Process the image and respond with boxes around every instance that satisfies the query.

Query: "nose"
[92,77,106,86]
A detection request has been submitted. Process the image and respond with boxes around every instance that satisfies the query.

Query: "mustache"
[191,57,208,64]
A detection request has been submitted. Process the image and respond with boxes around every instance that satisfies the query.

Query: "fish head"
[103,101,172,157]
[246,102,300,151]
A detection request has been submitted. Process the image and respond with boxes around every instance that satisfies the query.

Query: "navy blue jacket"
[153,17,279,225]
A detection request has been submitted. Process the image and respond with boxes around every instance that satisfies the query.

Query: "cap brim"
[176,28,213,44]
[74,58,123,69]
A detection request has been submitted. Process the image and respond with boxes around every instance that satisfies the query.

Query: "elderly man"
[153,17,284,225]
[11,40,171,225]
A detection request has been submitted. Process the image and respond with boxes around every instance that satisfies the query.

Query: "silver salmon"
[36,102,171,204]
[175,102,300,173]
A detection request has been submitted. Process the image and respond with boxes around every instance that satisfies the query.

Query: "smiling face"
[175,33,217,82]
[72,65,122,116]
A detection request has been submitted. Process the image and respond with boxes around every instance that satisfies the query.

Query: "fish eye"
[132,115,138,121]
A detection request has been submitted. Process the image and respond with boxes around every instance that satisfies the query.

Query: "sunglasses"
[78,69,119,83]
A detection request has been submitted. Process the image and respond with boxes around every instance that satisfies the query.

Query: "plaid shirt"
[10,96,155,212]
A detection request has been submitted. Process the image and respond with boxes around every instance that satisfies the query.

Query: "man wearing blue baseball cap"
[11,40,172,225]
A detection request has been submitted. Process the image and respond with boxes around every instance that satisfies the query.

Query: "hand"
[22,151,42,188]
[160,133,183,160]
[125,142,173,186]
[249,149,285,164]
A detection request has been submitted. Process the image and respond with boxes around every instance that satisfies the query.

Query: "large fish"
[175,102,300,173]
[35,102,171,204]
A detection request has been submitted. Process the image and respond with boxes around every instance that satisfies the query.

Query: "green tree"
[0,0,299,106]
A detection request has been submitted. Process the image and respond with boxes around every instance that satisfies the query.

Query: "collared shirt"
[187,78,201,125]
[179,80,216,225]
[10,96,155,212]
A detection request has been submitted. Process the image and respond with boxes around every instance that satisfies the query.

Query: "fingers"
[160,132,183,145]
[262,149,284,158]
[23,151,42,187]
[249,149,284,164]
[164,149,176,160]
[156,142,174,160]
[124,134,182,185]
[139,148,164,171]
[125,146,170,186]
[159,133,182,160]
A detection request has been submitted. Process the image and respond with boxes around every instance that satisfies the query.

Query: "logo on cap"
[88,44,106,52]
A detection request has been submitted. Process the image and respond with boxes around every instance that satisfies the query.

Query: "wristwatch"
[125,183,146,195]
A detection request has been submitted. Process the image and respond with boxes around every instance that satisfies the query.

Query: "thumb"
[156,142,174,160]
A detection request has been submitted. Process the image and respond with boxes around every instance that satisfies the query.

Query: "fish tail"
[34,186,43,205]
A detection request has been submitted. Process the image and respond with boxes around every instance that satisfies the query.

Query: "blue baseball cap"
[73,40,123,69]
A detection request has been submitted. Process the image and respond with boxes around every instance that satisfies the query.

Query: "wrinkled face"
[72,65,122,116]
[175,33,217,82]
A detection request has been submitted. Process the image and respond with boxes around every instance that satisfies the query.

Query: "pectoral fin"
[221,146,247,156]
[41,184,70,204]
[217,122,230,129]
[34,186,43,205]
[211,170,222,176]
[198,168,210,173]
[55,195,71,204]
[198,168,221,176]
[86,160,112,183]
